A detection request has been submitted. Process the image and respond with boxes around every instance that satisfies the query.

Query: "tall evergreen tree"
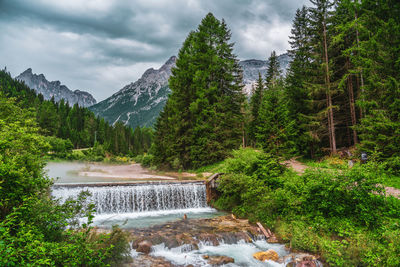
[248,72,264,146]
[154,13,245,169]
[286,6,318,157]
[307,0,337,154]
[265,51,281,89]
[256,53,296,156]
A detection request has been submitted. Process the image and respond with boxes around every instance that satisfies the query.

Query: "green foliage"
[0,95,50,218]
[0,94,130,265]
[248,52,297,157]
[46,136,74,158]
[275,0,400,167]
[153,13,245,169]
[214,149,400,265]
[248,73,264,146]
[255,81,297,157]
[0,198,130,266]
[221,148,285,184]
[357,109,400,174]
[135,153,155,168]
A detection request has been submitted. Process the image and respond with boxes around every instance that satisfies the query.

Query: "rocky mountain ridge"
[91,53,290,129]
[16,68,96,107]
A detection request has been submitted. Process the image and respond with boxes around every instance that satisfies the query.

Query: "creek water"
[48,162,320,266]
[147,240,290,267]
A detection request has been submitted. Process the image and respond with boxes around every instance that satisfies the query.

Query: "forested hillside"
[153,0,399,173]
[0,70,152,156]
[247,0,400,171]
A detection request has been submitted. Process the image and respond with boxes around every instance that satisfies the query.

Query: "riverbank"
[46,161,177,184]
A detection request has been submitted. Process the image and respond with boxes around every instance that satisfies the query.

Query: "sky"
[0,0,309,101]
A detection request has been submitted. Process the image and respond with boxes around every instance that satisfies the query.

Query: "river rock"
[198,232,220,246]
[207,255,235,265]
[284,253,318,267]
[267,234,279,243]
[253,249,279,262]
[136,240,152,254]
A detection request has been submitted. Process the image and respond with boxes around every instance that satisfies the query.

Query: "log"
[256,222,272,238]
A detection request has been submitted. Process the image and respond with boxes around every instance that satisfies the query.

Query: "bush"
[134,153,155,167]
[141,154,155,167]
[0,96,130,266]
[214,149,400,266]
[46,136,74,158]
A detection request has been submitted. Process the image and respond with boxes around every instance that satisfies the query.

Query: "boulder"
[198,233,220,246]
[207,256,235,265]
[136,240,152,254]
[284,254,318,267]
[253,249,279,262]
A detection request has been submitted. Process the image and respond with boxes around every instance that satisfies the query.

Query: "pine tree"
[308,0,337,154]
[286,6,317,157]
[248,72,264,146]
[354,0,400,171]
[154,13,245,169]
[265,51,281,89]
[256,53,296,156]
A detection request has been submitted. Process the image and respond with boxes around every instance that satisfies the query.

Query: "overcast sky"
[0,0,309,101]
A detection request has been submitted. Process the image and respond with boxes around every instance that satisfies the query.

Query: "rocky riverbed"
[123,215,321,266]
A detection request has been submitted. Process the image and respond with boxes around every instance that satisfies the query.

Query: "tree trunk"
[354,2,365,117]
[323,19,337,154]
[346,58,358,145]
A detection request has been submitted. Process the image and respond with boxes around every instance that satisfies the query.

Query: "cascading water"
[52,182,208,214]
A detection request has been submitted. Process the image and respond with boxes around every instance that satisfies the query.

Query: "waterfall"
[52,182,207,214]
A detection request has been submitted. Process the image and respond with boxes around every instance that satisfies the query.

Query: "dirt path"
[385,186,400,198]
[283,158,400,199]
[283,158,308,174]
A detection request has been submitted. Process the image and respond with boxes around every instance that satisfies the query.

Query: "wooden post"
[205,173,223,203]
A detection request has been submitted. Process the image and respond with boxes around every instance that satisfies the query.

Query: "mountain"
[89,56,175,129]
[239,53,290,94]
[90,53,291,129]
[16,68,96,107]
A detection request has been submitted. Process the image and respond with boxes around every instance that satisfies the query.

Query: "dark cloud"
[0,0,309,101]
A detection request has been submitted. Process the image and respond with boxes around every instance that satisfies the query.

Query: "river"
[47,161,321,266]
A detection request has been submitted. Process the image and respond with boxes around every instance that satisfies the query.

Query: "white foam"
[52,183,208,214]
[92,207,216,222]
[149,240,289,267]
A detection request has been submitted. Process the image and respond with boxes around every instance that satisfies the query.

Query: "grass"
[191,161,226,174]
[382,175,400,189]
[299,156,350,170]
[299,157,400,189]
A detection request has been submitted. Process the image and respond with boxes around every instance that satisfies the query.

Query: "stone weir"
[51,181,207,214]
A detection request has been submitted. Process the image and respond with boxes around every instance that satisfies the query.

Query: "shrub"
[214,148,400,265]
[0,96,130,266]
